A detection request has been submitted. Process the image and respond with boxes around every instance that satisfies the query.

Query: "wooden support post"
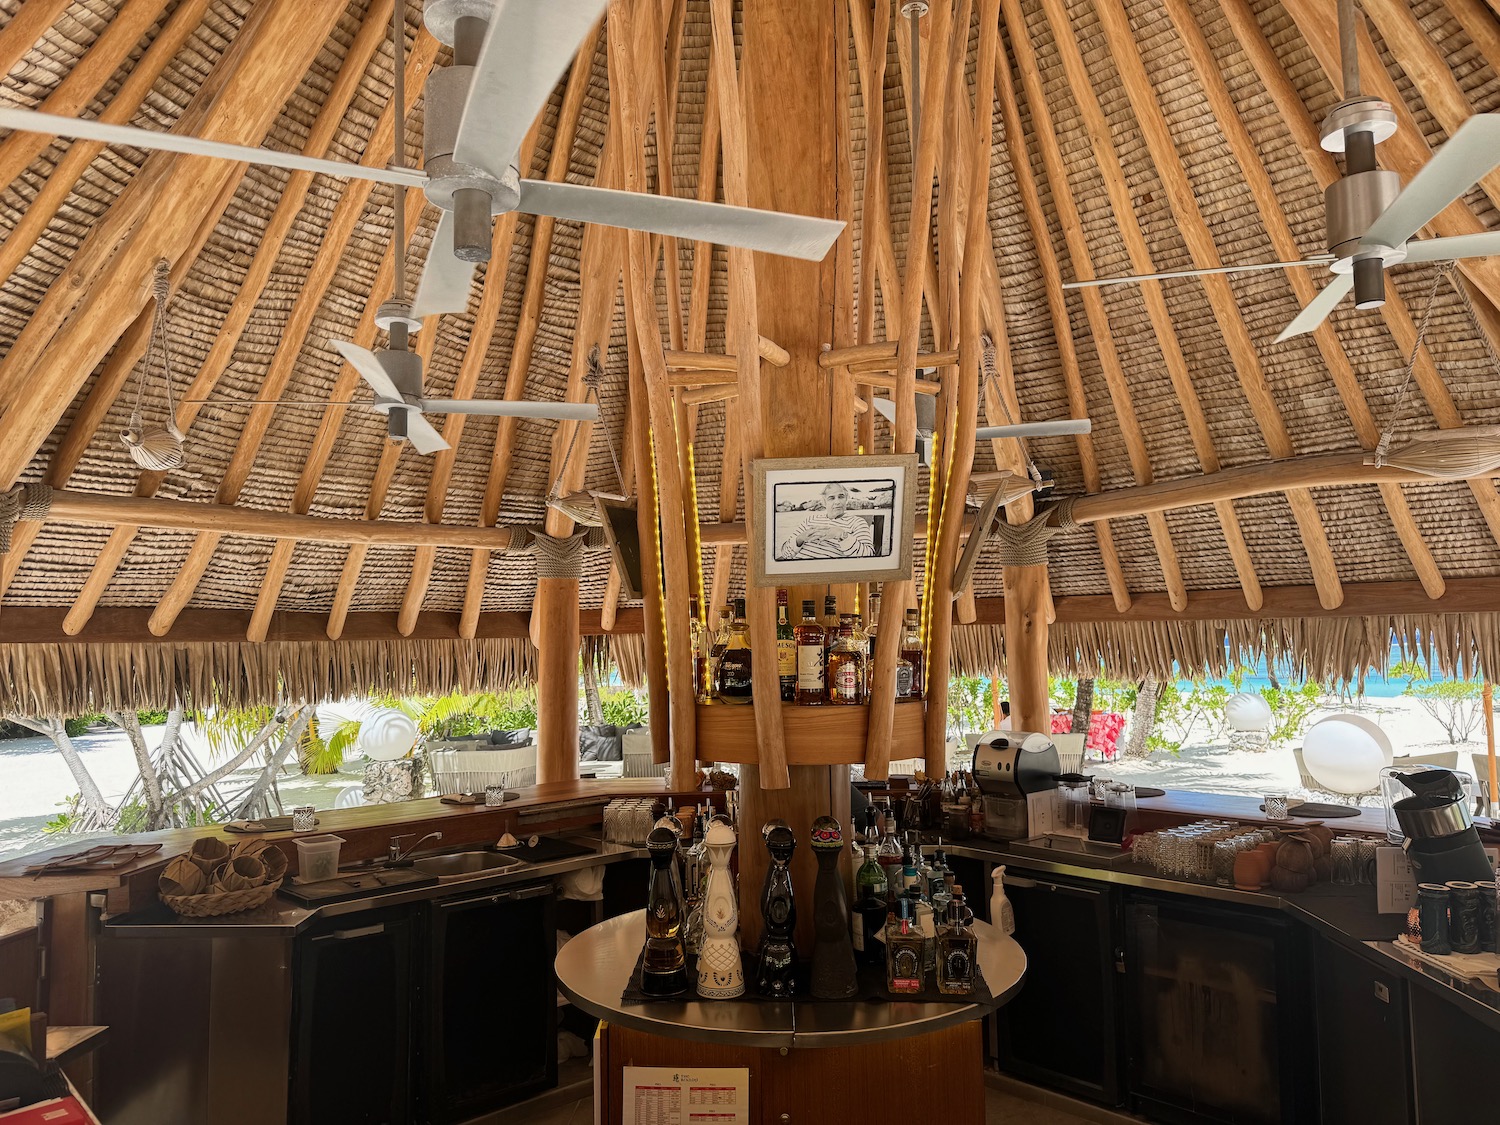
[535,576,581,783]
[1485,682,1497,813]
[1004,564,1050,735]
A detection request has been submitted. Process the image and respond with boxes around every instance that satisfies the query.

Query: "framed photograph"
[749,454,918,587]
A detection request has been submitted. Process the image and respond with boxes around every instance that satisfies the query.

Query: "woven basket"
[161,879,282,917]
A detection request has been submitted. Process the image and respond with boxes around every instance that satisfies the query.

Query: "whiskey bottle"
[776,590,796,702]
[717,598,753,704]
[826,616,866,704]
[885,898,924,994]
[935,889,978,996]
[708,603,732,698]
[899,606,925,699]
[793,599,826,705]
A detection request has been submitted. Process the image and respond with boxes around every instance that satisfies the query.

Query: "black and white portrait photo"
[750,454,917,586]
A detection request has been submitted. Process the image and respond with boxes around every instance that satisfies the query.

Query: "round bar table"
[556,910,1026,1122]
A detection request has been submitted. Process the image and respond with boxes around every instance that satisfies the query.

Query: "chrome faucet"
[387,830,443,866]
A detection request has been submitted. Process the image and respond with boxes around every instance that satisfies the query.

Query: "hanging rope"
[0,483,52,554]
[524,531,590,579]
[546,345,631,525]
[122,260,186,472]
[988,500,1076,568]
[1373,262,1455,467]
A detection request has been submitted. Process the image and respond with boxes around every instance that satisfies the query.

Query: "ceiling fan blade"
[403,412,451,455]
[410,210,475,318]
[421,399,601,421]
[517,180,844,262]
[331,340,402,402]
[1062,256,1334,289]
[0,107,426,188]
[1274,273,1354,342]
[452,0,609,177]
[1401,231,1500,265]
[1362,114,1500,250]
[974,419,1093,440]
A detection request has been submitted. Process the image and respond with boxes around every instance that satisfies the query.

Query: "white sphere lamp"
[360,708,418,762]
[1225,693,1273,732]
[1301,713,1393,795]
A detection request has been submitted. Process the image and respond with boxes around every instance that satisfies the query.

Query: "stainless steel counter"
[102,835,644,936]
[554,909,1026,1048]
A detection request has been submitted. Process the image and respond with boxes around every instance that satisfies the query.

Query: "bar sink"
[411,851,526,882]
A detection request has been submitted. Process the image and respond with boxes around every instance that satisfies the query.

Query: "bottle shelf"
[695,699,927,766]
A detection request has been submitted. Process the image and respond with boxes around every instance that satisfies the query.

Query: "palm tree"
[2,716,114,829]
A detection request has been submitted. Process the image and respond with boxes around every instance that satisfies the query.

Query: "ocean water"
[1173,642,1428,699]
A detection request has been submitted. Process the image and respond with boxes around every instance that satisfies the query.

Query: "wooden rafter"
[1078,0,1346,609]
[0,0,73,80]
[0,0,341,489]
[998,0,1188,612]
[456,25,599,640]
[1159,0,1445,601]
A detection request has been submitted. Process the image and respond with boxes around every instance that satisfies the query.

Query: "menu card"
[622,1066,749,1125]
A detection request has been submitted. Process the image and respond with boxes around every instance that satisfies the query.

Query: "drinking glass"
[1212,840,1238,886]
[291,806,316,832]
[1263,793,1290,821]
[1331,837,1358,885]
[484,784,507,807]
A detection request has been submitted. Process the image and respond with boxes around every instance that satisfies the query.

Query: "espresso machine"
[971,731,1061,840]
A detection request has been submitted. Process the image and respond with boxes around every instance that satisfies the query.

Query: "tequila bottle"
[809,816,858,999]
[885,898,924,994]
[754,822,799,998]
[717,598,753,704]
[696,821,745,999]
[936,890,978,996]
[641,826,688,996]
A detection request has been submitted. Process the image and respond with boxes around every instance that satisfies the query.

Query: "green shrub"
[599,689,649,728]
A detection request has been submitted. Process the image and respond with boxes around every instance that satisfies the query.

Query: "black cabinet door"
[289,907,413,1125]
[993,871,1123,1105]
[1123,895,1315,1125]
[418,883,557,1123]
[1409,983,1500,1125]
[1314,938,1412,1125]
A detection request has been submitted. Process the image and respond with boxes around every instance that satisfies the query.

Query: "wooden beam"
[663,337,790,372]
[457,23,600,641]
[535,577,581,783]
[999,0,1187,612]
[0,0,346,488]
[0,0,72,79]
[0,0,212,291]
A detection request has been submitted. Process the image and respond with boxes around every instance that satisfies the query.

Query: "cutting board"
[278,867,437,906]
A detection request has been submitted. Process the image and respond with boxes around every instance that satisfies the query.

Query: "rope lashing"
[524,531,591,580]
[0,483,52,554]
[1373,262,1454,467]
[988,499,1076,568]
[122,259,186,473]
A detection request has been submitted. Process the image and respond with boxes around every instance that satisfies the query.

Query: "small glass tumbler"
[291,806,316,832]
[1357,838,1380,885]
[484,784,507,807]
[1263,792,1290,821]
[1213,840,1239,887]
[1331,837,1358,885]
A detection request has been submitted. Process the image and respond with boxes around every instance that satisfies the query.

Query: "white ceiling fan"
[0,0,845,324]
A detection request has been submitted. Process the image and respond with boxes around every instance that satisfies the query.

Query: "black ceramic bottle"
[809,815,859,999]
[641,825,688,995]
[754,821,799,998]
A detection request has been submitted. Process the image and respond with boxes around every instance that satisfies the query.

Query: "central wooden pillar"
[535,574,581,783]
[732,0,849,953]
[1003,563,1050,735]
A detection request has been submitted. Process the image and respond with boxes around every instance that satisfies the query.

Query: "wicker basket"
[160,879,282,917]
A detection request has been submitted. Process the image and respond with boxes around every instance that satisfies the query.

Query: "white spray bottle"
[991,864,1016,937]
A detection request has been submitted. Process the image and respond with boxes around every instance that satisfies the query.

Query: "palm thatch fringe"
[595,633,648,690]
[0,638,540,717]
[953,614,1500,687]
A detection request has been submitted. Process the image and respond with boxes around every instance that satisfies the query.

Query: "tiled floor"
[503,1084,1106,1124]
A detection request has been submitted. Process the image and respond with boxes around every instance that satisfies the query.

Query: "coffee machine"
[971,731,1061,840]
[1382,766,1494,883]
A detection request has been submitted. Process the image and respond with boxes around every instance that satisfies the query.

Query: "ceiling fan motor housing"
[369,348,424,414]
[1321,97,1404,308]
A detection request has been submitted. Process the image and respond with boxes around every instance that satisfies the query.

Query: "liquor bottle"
[776,590,796,702]
[907,878,937,974]
[709,603,732,698]
[821,594,840,661]
[936,889,978,996]
[793,599,826,705]
[885,898,924,994]
[876,805,904,905]
[809,816,859,999]
[754,823,799,998]
[853,843,889,965]
[899,607,925,699]
[690,597,712,704]
[641,826,688,995]
[717,598,753,704]
[826,616,866,704]
[928,848,952,918]
[866,590,882,647]
[696,820,745,999]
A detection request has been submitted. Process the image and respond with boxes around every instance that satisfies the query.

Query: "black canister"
[1417,883,1452,955]
[1446,881,1482,954]
[1476,880,1498,954]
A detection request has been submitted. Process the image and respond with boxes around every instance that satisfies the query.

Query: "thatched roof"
[1,0,1499,712]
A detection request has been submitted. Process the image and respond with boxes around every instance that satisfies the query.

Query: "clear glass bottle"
[865,590,882,651]
[642,826,688,995]
[794,599,826,705]
[776,590,796,702]
[928,848,952,919]
[709,603,732,698]
[690,597,712,704]
[821,594,840,662]
[876,803,904,906]
[935,890,978,996]
[826,615,867,704]
[885,898,924,994]
[717,598,753,704]
[899,606,924,699]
